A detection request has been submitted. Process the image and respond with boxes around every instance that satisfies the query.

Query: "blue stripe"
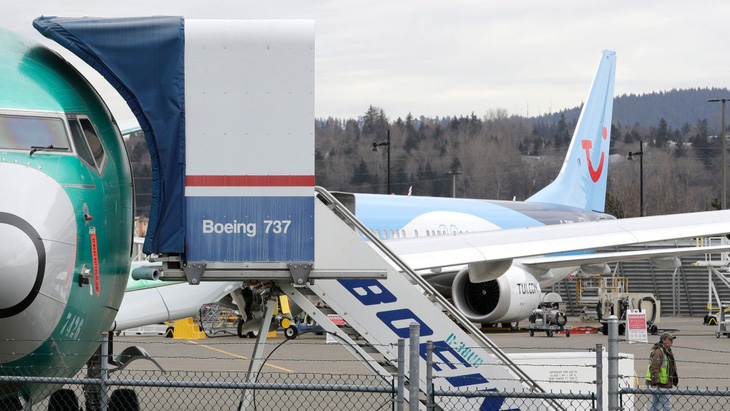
[185,197,314,262]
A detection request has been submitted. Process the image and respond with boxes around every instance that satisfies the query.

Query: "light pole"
[628,140,644,216]
[372,129,391,194]
[708,98,729,209]
[446,170,462,198]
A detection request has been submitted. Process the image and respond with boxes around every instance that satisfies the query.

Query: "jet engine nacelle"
[452,265,542,324]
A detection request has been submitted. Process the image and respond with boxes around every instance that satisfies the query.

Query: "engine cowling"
[451,265,542,324]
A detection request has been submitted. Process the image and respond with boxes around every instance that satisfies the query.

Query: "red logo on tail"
[581,127,607,183]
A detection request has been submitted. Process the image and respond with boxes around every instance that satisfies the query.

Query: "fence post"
[426,340,434,410]
[607,316,619,411]
[100,332,109,411]
[595,343,603,411]
[409,322,420,411]
[397,339,405,411]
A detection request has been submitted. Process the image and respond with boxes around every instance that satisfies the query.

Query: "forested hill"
[536,87,729,130]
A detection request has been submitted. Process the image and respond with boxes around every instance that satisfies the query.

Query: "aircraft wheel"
[165,326,174,339]
[529,329,534,337]
[109,389,139,411]
[236,320,247,338]
[502,322,519,330]
[49,388,80,411]
[284,325,298,340]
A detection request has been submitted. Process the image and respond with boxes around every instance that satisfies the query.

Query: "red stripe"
[186,175,315,187]
[90,229,100,297]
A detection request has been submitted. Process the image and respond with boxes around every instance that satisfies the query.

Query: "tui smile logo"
[581,127,607,183]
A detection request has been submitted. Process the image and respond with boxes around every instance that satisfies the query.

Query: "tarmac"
[113,316,730,390]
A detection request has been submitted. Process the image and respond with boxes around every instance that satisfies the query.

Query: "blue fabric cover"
[33,16,186,254]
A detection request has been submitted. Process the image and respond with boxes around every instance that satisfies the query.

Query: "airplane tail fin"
[526,50,616,212]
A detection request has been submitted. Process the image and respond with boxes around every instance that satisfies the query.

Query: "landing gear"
[236,305,261,338]
[0,396,23,411]
[237,317,261,339]
[236,316,260,338]
[109,389,139,411]
[237,319,246,338]
[81,334,150,411]
[48,389,79,411]
[502,322,519,330]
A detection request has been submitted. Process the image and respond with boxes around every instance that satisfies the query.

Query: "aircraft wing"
[384,209,730,281]
[520,244,730,270]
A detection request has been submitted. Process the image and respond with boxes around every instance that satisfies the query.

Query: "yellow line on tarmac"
[188,341,294,373]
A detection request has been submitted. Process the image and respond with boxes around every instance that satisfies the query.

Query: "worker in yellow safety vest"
[645,332,679,411]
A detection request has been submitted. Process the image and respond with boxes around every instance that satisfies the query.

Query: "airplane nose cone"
[0,214,43,316]
[0,163,77,364]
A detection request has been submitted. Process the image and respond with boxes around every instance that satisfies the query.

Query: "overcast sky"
[3,1,730,123]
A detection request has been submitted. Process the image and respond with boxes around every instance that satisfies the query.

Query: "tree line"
[316,108,727,218]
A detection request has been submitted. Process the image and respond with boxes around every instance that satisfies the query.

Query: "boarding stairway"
[281,188,561,410]
[158,187,562,410]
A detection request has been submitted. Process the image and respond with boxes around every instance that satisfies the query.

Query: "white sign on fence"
[627,309,648,343]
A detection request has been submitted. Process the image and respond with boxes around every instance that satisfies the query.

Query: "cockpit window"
[68,116,106,173]
[80,118,105,168]
[68,119,95,167]
[0,114,69,151]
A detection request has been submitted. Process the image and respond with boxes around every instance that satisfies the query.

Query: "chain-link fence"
[0,368,604,410]
[433,388,595,410]
[621,387,730,410]
[0,370,395,411]
[5,316,730,410]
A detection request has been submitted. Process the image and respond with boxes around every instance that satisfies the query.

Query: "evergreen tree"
[654,118,670,148]
[404,112,420,152]
[689,118,717,168]
[605,192,627,219]
[350,160,376,192]
[610,124,622,149]
[361,105,389,141]
[450,157,462,173]
[554,113,570,148]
